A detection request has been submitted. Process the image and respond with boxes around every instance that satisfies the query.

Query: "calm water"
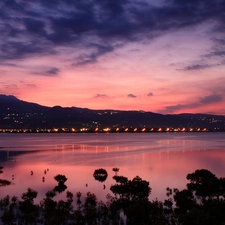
[0,132,225,202]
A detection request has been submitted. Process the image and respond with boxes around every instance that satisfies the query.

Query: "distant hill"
[0,94,224,131]
[0,94,49,113]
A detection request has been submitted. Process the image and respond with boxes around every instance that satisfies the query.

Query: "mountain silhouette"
[0,94,224,130]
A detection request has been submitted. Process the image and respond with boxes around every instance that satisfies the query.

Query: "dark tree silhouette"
[53,184,67,193]
[93,168,108,182]
[0,179,11,187]
[54,174,67,185]
[83,192,97,225]
[112,167,119,176]
[167,169,225,225]
[110,176,151,201]
[187,169,218,198]
[0,195,18,225]
[113,175,128,184]
[0,166,3,174]
[53,174,68,193]
[0,166,11,186]
[110,175,153,225]
[18,188,40,224]
[40,191,74,225]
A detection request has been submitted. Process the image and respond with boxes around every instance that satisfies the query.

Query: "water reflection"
[0,133,225,202]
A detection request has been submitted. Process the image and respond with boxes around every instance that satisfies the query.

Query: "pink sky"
[0,1,225,115]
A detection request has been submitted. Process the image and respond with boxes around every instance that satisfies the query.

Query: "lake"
[0,132,225,203]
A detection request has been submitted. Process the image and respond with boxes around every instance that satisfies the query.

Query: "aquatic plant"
[0,166,11,187]
[0,179,11,187]
[93,168,108,182]
[112,167,119,175]
[54,174,68,185]
[53,174,68,193]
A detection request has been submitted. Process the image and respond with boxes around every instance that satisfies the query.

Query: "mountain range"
[0,94,224,131]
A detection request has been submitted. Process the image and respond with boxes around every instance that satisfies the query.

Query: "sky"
[0,0,225,115]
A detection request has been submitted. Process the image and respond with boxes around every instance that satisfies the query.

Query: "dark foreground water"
[0,132,225,202]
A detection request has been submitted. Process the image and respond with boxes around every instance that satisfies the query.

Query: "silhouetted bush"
[0,166,11,186]
[54,174,67,185]
[113,175,128,183]
[0,179,11,187]
[53,184,67,193]
[53,174,68,193]
[93,168,108,182]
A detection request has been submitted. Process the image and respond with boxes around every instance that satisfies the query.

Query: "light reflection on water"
[0,132,225,202]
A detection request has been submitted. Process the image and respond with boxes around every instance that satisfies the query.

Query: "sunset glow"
[0,1,225,114]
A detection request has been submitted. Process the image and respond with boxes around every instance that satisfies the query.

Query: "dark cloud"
[48,9,96,44]
[94,94,108,98]
[147,92,153,97]
[0,41,57,61]
[181,64,211,71]
[23,18,45,34]
[179,61,225,71]
[160,104,186,114]
[73,44,115,66]
[159,93,223,114]
[33,67,60,76]
[97,0,128,15]
[1,0,225,65]
[199,38,225,68]
[200,94,223,104]
[214,38,225,46]
[46,68,60,75]
[0,62,21,67]
[205,50,225,58]
[127,94,137,98]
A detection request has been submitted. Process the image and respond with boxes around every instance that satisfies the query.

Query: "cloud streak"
[127,94,137,98]
[181,64,211,71]
[159,94,224,114]
[32,67,60,76]
[147,92,153,97]
[94,94,108,98]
